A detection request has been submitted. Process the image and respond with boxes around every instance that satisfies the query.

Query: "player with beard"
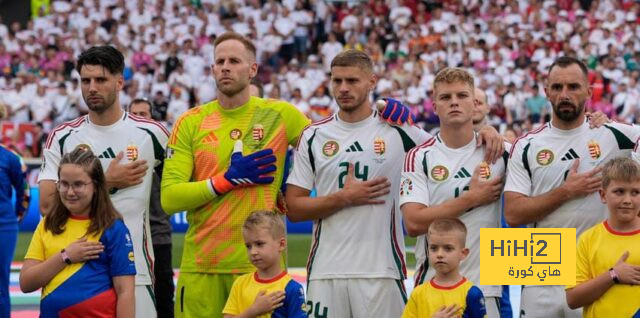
[504,56,640,317]
[39,46,169,317]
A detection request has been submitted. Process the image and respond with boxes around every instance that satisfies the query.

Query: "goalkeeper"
[161,32,416,318]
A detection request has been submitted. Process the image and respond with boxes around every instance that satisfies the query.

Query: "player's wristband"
[210,174,234,195]
[60,249,72,265]
[609,268,620,283]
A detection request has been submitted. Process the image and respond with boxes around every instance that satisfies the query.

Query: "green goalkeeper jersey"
[161,97,310,274]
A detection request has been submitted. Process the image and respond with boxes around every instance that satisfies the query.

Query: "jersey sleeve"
[39,131,63,182]
[406,125,433,146]
[464,286,487,318]
[633,136,640,164]
[399,147,430,207]
[24,220,46,261]
[103,220,136,277]
[286,128,315,191]
[160,114,216,213]
[401,285,421,318]
[147,120,170,167]
[504,139,532,196]
[283,280,307,318]
[568,228,592,289]
[281,102,311,147]
[605,122,640,151]
[221,278,242,315]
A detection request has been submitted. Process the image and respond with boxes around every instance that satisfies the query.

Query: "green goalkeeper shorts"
[175,272,242,318]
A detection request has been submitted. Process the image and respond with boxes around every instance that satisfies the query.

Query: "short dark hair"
[331,49,373,73]
[214,32,256,60]
[76,45,125,75]
[547,56,588,78]
[129,98,153,113]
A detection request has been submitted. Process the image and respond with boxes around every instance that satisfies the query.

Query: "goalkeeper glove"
[211,140,277,195]
[379,98,415,125]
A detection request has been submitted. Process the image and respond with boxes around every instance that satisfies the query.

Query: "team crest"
[374,137,386,155]
[431,165,449,181]
[400,178,413,196]
[536,149,554,166]
[588,140,601,159]
[126,144,139,161]
[128,251,135,262]
[322,140,339,157]
[252,124,264,141]
[230,128,242,140]
[479,162,491,179]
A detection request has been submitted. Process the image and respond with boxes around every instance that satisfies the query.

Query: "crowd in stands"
[1,0,640,158]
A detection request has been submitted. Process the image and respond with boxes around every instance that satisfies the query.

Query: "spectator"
[524,84,548,124]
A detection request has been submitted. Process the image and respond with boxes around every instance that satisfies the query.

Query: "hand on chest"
[531,139,609,174]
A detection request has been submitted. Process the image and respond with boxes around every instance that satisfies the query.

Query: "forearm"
[114,275,135,318]
[402,194,477,236]
[235,311,258,318]
[116,288,135,318]
[20,256,66,292]
[161,179,215,213]
[38,182,57,216]
[504,188,571,227]
[566,271,614,309]
[286,191,347,222]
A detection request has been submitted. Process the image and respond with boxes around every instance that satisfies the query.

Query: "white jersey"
[287,111,430,280]
[399,134,508,298]
[39,112,169,285]
[505,120,640,236]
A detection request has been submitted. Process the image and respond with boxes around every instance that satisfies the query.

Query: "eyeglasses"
[56,181,93,193]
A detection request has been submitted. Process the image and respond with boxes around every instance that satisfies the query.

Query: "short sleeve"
[103,220,136,277]
[464,286,487,318]
[283,280,307,318]
[24,220,46,261]
[287,128,315,191]
[221,279,242,315]
[401,286,421,318]
[281,102,311,147]
[568,230,592,289]
[38,133,63,182]
[399,148,430,208]
[504,139,532,196]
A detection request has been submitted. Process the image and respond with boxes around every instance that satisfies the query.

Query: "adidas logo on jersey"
[560,149,580,161]
[345,141,364,152]
[98,147,117,159]
[454,167,472,179]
